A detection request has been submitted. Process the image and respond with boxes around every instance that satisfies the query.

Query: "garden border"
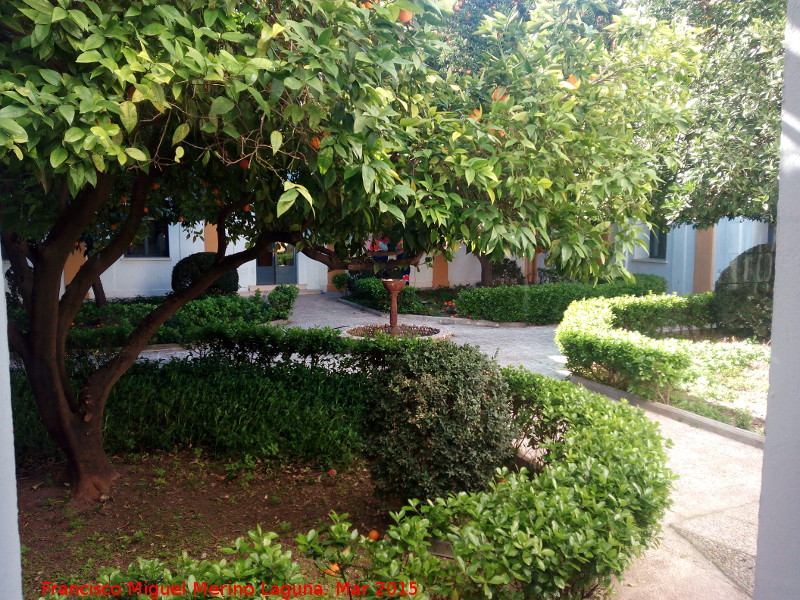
[336,298,530,328]
[570,375,765,449]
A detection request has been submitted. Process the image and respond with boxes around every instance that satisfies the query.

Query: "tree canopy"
[0,0,699,499]
[635,0,785,228]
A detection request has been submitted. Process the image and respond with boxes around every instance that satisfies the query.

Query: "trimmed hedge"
[11,358,370,467]
[555,293,714,400]
[455,274,667,324]
[47,286,298,351]
[67,369,672,600]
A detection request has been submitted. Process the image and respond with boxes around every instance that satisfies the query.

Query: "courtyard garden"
[14,322,675,599]
[0,0,784,596]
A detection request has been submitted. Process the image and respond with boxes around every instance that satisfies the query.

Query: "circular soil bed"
[346,324,452,341]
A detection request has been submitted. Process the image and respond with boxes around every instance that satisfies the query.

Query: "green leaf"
[57,105,75,125]
[64,127,84,143]
[172,123,190,146]
[317,147,334,174]
[385,203,406,225]
[119,101,137,134]
[75,50,102,63]
[68,9,90,30]
[0,106,27,120]
[125,147,148,161]
[83,33,105,51]
[362,164,376,194]
[0,119,28,142]
[283,77,302,90]
[50,147,68,168]
[270,130,283,155]
[209,97,235,116]
[538,177,553,189]
[277,188,299,217]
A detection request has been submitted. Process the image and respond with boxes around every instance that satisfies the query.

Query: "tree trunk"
[23,346,119,501]
[91,277,107,308]
[476,253,494,287]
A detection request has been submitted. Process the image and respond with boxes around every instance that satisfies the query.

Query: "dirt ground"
[18,451,399,599]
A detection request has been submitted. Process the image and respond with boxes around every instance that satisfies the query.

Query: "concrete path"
[288,293,763,599]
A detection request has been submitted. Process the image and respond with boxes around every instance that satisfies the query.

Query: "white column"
[0,283,23,597]
[754,0,800,596]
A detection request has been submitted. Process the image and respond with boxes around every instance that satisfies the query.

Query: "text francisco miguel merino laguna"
[41,581,421,598]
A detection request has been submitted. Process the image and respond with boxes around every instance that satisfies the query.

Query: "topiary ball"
[171,252,239,297]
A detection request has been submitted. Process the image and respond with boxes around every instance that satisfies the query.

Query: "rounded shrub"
[331,272,350,291]
[171,252,239,297]
[298,370,674,600]
[351,277,426,314]
[712,242,775,340]
[355,339,515,500]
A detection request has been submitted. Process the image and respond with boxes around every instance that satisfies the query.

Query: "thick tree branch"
[300,244,424,271]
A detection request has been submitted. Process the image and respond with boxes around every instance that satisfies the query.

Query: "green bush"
[712,242,775,340]
[351,339,515,500]
[11,357,370,467]
[298,373,673,600]
[171,251,239,296]
[556,294,711,400]
[331,272,350,291]
[64,294,277,351]
[350,277,427,314]
[72,369,672,600]
[91,528,302,599]
[268,284,300,319]
[456,274,666,324]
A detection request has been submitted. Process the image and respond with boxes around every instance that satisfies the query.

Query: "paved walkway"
[289,294,763,599]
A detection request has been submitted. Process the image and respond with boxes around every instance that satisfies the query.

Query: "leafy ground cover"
[655,330,770,433]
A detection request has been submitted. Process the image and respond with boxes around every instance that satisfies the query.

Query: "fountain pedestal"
[381,279,406,335]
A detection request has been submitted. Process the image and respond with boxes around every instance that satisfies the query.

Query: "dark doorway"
[256,243,297,285]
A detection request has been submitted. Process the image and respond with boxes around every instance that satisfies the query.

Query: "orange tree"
[0,0,697,500]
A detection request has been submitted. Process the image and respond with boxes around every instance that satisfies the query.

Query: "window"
[648,228,668,260]
[126,220,169,257]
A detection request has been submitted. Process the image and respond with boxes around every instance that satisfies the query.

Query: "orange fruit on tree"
[151,183,159,190]
[323,563,340,576]
[110,224,117,231]
[244,204,251,211]
[310,136,321,151]
[368,529,381,541]
[143,207,149,213]
[397,9,413,23]
[178,217,185,222]
[470,108,481,121]
[239,159,250,169]
[362,1,373,7]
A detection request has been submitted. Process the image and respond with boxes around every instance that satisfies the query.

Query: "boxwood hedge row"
[555,293,715,400]
[455,274,666,324]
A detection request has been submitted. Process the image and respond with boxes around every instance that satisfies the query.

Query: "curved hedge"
[555,293,715,399]
[86,370,672,600]
[455,274,666,324]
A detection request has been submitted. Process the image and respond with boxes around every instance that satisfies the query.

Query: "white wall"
[0,278,23,599]
[448,246,483,286]
[754,0,800,594]
[626,223,696,295]
[713,218,771,280]
[297,253,328,292]
[96,226,264,298]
